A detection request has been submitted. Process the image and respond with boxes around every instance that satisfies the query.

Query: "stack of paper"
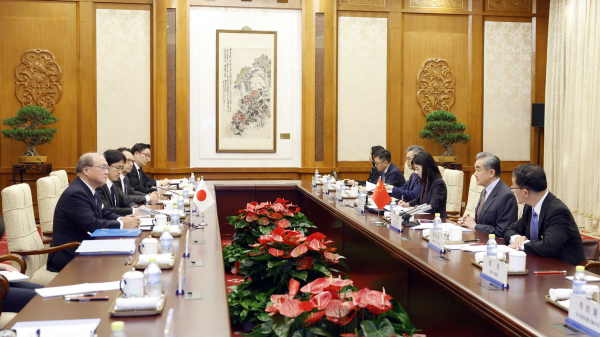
[0,270,29,282]
[460,244,517,253]
[13,318,100,337]
[35,281,120,298]
[411,223,472,232]
[75,239,136,255]
[140,218,154,231]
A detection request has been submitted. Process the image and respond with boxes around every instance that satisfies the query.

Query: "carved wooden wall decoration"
[339,0,385,5]
[410,0,463,9]
[487,0,530,11]
[416,58,456,116]
[15,49,62,112]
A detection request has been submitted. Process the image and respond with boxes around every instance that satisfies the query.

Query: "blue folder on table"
[90,229,141,238]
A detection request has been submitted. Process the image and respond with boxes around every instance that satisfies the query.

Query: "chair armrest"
[0,254,27,274]
[447,211,460,216]
[580,260,600,270]
[0,274,9,303]
[12,242,81,256]
[42,231,53,237]
[42,238,52,245]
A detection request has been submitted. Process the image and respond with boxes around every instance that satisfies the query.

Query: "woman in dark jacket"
[399,152,447,218]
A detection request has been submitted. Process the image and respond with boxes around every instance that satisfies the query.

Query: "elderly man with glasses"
[96,150,139,216]
[47,152,140,272]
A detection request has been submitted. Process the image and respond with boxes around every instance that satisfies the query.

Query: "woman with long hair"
[399,151,447,217]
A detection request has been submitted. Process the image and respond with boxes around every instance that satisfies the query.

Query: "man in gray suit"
[457,152,518,237]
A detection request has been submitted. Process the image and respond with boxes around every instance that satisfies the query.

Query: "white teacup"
[508,251,527,272]
[163,201,174,210]
[138,237,159,255]
[120,269,145,298]
[448,227,462,242]
[153,214,168,228]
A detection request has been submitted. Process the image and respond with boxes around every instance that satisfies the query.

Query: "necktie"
[122,177,128,194]
[530,210,539,241]
[382,172,386,184]
[475,189,487,221]
[110,185,116,206]
[95,194,102,217]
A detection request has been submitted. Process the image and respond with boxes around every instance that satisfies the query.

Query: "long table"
[9,180,578,336]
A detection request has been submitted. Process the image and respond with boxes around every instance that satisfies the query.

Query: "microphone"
[156,186,179,196]
[139,206,171,220]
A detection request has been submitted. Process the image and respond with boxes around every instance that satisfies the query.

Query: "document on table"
[140,217,154,231]
[13,318,100,337]
[35,281,120,298]
[566,275,600,282]
[410,223,472,232]
[366,181,376,192]
[75,239,136,255]
[460,245,517,253]
[0,270,29,282]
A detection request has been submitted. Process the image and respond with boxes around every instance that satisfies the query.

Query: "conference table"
[8,180,582,336]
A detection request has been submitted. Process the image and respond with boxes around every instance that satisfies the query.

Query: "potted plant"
[418,110,470,163]
[1,105,58,163]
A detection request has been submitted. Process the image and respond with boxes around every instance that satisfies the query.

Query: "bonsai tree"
[419,110,470,156]
[1,106,58,157]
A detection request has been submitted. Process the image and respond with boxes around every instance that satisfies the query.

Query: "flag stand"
[374,211,385,226]
[200,211,206,227]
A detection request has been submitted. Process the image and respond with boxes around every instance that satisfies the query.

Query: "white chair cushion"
[36,176,63,235]
[464,174,484,217]
[0,312,17,329]
[49,170,68,193]
[2,184,47,279]
[437,166,445,177]
[518,202,525,218]
[31,264,58,286]
[442,169,464,214]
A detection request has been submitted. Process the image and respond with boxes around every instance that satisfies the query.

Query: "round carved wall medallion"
[15,49,62,112]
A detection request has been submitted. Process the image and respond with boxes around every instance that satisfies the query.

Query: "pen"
[534,270,567,275]
[469,243,486,246]
[66,296,109,301]
[464,239,479,242]
[64,293,97,298]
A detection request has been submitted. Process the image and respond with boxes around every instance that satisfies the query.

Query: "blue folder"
[90,229,142,238]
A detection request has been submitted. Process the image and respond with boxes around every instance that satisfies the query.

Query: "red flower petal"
[289,278,300,297]
[310,291,332,310]
[307,239,327,251]
[235,261,240,269]
[275,219,291,228]
[231,268,238,274]
[298,301,316,312]
[303,310,325,325]
[258,217,270,226]
[268,248,284,257]
[296,256,313,270]
[306,232,326,243]
[291,244,308,257]
[279,299,304,318]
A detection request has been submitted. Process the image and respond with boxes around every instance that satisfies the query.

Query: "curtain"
[545,0,600,230]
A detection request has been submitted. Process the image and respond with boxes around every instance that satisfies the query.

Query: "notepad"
[90,229,141,238]
[13,318,101,337]
[411,223,472,232]
[365,181,376,192]
[0,270,29,282]
[75,239,136,255]
[35,281,120,298]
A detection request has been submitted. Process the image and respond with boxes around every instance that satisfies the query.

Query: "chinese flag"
[371,178,391,211]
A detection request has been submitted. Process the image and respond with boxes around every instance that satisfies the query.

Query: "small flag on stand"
[371,178,391,211]
[193,177,215,212]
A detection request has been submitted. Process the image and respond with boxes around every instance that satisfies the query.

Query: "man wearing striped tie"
[457,152,517,237]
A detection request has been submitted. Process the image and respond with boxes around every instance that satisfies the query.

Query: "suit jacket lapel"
[479,181,501,220]
[76,178,100,217]
[104,185,116,207]
[538,192,554,235]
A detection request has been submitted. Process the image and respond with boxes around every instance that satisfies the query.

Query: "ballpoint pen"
[64,293,97,298]
[534,270,567,275]
[65,296,109,301]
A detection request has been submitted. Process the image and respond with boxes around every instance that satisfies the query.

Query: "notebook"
[90,229,141,238]
[75,239,136,255]
[0,270,29,282]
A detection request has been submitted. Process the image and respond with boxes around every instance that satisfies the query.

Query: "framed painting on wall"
[216,29,277,153]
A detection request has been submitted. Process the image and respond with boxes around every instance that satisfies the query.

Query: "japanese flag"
[193,177,215,212]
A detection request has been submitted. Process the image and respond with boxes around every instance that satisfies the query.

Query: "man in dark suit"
[504,164,585,266]
[97,150,138,216]
[47,152,141,272]
[391,145,423,201]
[344,145,384,187]
[374,149,406,188]
[115,147,159,205]
[457,152,518,237]
[127,143,170,194]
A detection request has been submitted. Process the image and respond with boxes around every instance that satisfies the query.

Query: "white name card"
[356,198,365,214]
[482,254,508,287]
[390,212,402,232]
[567,293,600,336]
[430,230,445,252]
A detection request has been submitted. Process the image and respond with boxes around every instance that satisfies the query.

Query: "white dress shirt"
[484,178,500,203]
[510,190,549,250]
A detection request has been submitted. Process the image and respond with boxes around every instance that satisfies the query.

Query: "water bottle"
[145,258,162,298]
[171,204,180,226]
[177,193,185,210]
[190,172,195,184]
[486,234,497,257]
[110,321,127,337]
[433,213,442,232]
[573,265,587,296]
[390,201,396,214]
[182,185,189,199]
[315,169,320,179]
[161,230,173,254]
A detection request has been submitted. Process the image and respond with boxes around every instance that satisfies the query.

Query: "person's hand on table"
[509,236,528,250]
[344,179,355,186]
[161,178,170,187]
[148,192,159,203]
[398,200,410,208]
[459,214,476,229]
[122,215,141,228]
[0,264,18,273]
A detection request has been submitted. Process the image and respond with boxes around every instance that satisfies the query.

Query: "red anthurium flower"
[258,217,270,226]
[296,256,313,270]
[268,248,284,257]
[245,213,258,222]
[325,299,356,326]
[324,251,344,264]
[271,226,285,236]
[303,310,325,326]
[298,301,315,312]
[249,243,262,248]
[258,235,273,245]
[365,290,392,315]
[307,239,327,251]
[272,213,283,219]
[279,299,304,318]
[289,278,300,297]
[272,234,284,243]
[271,203,286,212]
[291,244,308,257]
[306,232,326,243]
[301,277,330,294]
[310,291,332,310]
[275,219,291,228]
[296,207,301,213]
[276,198,290,204]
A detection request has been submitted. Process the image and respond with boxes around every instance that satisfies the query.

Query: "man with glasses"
[127,143,170,194]
[457,152,517,237]
[96,150,138,216]
[504,164,585,266]
[373,149,405,188]
[47,152,141,272]
[345,145,384,187]
[116,147,159,204]
[390,145,423,201]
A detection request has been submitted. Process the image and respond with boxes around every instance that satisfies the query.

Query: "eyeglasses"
[405,157,413,162]
[126,159,134,164]
[510,186,529,191]
[110,165,124,172]
[87,165,110,171]
[374,161,385,166]
[141,152,151,159]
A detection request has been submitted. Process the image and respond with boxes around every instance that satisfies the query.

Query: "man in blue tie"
[504,164,585,266]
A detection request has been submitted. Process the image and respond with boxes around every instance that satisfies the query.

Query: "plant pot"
[19,156,47,164]
[433,155,457,163]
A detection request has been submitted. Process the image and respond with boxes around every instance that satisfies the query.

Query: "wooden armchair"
[37,176,64,239]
